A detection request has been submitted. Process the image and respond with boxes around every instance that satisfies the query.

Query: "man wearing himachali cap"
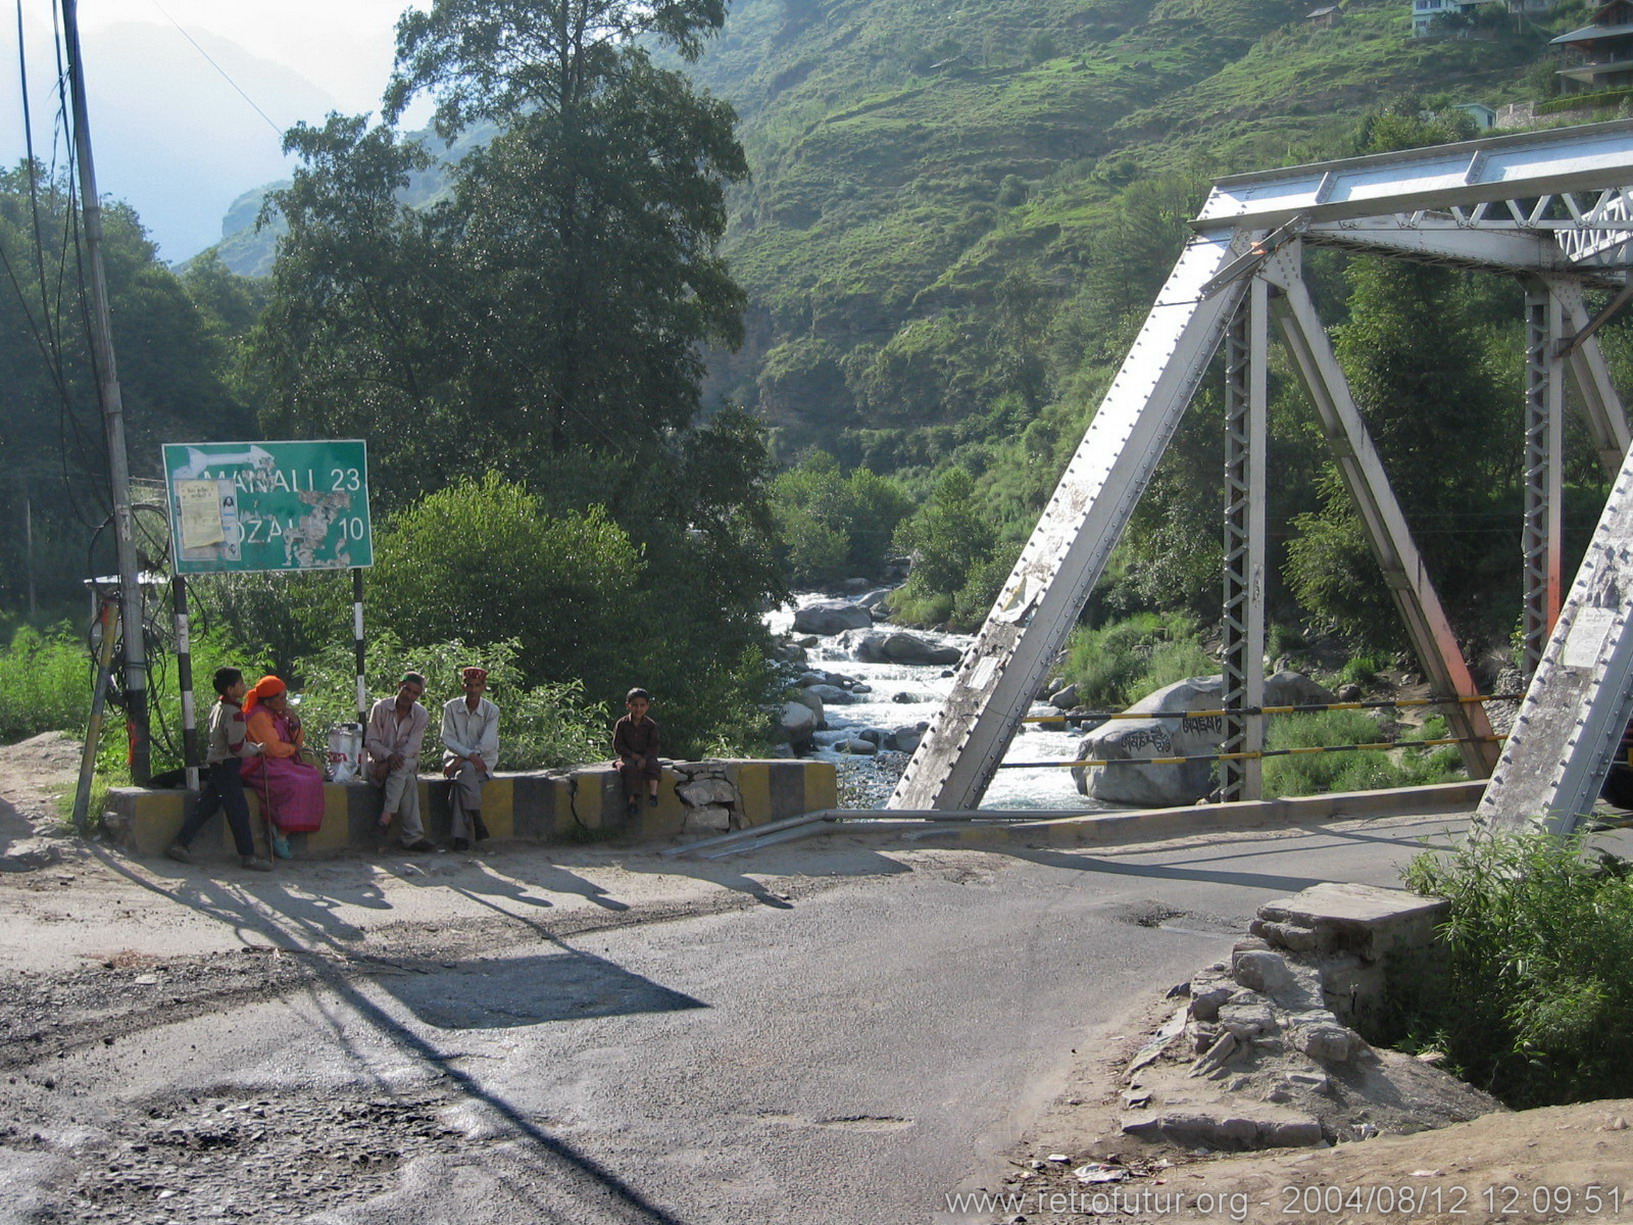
[442,666,499,852]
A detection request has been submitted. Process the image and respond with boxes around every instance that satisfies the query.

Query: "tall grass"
[0,625,94,743]
[1061,612,1212,708]
[1262,710,1465,797]
[1401,831,1633,1107]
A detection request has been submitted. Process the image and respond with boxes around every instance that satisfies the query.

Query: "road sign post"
[161,441,375,788]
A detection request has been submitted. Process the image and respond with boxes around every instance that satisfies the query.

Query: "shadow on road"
[89,846,697,1225]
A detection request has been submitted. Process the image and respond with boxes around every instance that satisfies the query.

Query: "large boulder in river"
[847,628,963,666]
[804,683,860,706]
[880,631,963,666]
[792,599,873,635]
[1072,672,1335,807]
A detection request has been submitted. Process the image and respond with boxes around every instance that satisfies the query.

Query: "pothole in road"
[1105,901,1238,935]
[1108,900,1187,928]
[31,1087,477,1223]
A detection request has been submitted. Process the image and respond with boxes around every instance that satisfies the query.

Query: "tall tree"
[251,0,782,747]
[257,0,747,498]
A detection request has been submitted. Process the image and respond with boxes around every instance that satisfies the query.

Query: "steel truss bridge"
[887,119,1633,835]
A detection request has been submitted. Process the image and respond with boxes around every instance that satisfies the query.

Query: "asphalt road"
[1,809,1515,1225]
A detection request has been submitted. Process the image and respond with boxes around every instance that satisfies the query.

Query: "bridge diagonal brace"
[1270,255,1498,779]
[1478,443,1633,834]
[1549,279,1632,480]
[887,229,1255,811]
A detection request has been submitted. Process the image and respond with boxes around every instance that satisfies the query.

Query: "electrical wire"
[145,0,286,139]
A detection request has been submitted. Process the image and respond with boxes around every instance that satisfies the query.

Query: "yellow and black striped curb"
[107,759,838,860]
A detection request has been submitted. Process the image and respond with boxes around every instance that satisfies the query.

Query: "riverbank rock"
[792,599,873,635]
[1073,671,1334,807]
[780,701,819,750]
[804,683,861,706]
[887,723,928,753]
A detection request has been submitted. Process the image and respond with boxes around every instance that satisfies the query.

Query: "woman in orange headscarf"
[240,675,325,858]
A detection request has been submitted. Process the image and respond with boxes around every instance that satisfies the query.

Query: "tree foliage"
[890,467,1001,627]
[768,452,912,585]
[257,0,748,500]
[0,163,259,616]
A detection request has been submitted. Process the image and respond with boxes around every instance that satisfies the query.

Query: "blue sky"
[3,1,431,259]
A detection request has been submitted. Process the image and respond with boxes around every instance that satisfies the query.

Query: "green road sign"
[162,440,373,574]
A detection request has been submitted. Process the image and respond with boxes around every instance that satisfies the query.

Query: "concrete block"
[1256,882,1448,962]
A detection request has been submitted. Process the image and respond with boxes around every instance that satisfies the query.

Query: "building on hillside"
[1412,0,1498,36]
[1411,0,1552,37]
[1307,5,1342,29]
[1459,101,1498,127]
[1551,1,1633,93]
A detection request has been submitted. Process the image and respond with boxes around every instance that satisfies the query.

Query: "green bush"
[1060,612,1210,708]
[1401,832,1633,1107]
[369,474,640,699]
[290,631,602,770]
[1337,652,1387,688]
[0,625,92,743]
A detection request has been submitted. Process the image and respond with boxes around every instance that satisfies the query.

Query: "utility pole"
[61,0,150,783]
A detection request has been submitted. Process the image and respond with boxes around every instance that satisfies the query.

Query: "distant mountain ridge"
[685,0,1550,458]
[211,0,1566,461]
[68,22,336,261]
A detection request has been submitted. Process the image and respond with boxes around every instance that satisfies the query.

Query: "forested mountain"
[205,0,1572,479]
[684,0,1553,460]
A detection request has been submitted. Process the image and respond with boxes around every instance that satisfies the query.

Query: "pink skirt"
[244,754,326,832]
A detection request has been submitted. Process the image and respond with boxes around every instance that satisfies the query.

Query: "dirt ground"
[4,733,1631,1224]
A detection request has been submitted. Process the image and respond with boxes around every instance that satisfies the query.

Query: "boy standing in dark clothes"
[167,667,272,871]
[613,688,662,818]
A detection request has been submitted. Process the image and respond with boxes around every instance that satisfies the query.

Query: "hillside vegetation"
[688,0,1554,460]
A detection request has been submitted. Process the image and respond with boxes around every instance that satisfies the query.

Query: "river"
[768,596,1106,811]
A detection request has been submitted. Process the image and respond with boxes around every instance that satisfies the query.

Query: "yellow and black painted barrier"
[106,758,839,860]
[999,734,1506,771]
[1024,691,1524,727]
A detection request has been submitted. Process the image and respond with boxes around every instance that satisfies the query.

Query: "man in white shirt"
[442,666,499,852]
[366,671,433,851]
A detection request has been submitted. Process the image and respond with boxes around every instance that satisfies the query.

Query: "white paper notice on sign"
[177,480,225,549]
[1564,606,1617,669]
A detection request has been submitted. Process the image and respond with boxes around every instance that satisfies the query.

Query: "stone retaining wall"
[105,758,838,861]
